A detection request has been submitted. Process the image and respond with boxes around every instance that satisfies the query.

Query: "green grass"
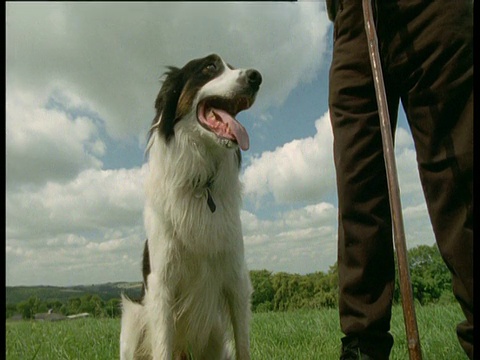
[6,318,118,360]
[6,304,467,359]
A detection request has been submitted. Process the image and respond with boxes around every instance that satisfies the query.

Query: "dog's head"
[149,54,262,151]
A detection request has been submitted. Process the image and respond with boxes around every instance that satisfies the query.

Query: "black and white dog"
[120,54,262,360]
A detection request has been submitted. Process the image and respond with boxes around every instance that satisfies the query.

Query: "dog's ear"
[150,66,186,142]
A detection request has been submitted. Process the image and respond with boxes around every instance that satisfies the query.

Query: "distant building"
[33,309,90,321]
[8,314,23,322]
[34,311,68,322]
[67,313,90,319]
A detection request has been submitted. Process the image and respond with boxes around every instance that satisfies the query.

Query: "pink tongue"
[212,108,250,151]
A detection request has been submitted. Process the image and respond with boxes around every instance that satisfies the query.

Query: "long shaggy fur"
[120,54,261,360]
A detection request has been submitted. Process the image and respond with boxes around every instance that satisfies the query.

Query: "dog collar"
[193,178,216,213]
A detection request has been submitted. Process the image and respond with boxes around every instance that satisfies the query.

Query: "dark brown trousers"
[328,0,473,358]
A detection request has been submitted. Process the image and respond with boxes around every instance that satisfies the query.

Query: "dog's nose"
[246,69,262,88]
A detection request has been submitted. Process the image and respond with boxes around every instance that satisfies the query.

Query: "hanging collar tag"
[194,177,216,213]
[206,188,216,213]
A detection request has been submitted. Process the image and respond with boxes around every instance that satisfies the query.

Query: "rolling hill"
[5,282,143,305]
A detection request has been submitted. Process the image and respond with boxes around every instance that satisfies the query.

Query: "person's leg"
[329,1,399,358]
[385,0,474,358]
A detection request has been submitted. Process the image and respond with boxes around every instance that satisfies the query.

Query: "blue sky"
[6,2,433,286]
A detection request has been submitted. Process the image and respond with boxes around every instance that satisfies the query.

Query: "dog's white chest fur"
[144,132,244,253]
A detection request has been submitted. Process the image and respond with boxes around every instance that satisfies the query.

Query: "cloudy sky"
[6,2,435,287]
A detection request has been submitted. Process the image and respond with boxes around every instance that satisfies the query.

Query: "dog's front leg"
[226,270,253,360]
[145,272,174,360]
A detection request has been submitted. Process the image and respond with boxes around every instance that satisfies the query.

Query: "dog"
[120,54,262,360]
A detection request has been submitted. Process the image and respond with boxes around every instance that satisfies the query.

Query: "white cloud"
[6,165,147,286]
[6,166,146,241]
[6,87,105,190]
[242,111,335,203]
[243,111,428,210]
[6,2,330,142]
[242,203,338,274]
[402,203,435,248]
[5,1,331,286]
[6,2,436,286]
[6,227,146,286]
[240,113,435,274]
[394,127,426,201]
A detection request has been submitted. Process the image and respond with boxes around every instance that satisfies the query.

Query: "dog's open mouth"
[197,96,252,151]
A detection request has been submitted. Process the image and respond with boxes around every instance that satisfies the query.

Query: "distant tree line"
[6,244,455,319]
[6,294,122,320]
[250,244,455,312]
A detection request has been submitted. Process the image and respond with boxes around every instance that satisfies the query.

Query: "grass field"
[6,304,467,359]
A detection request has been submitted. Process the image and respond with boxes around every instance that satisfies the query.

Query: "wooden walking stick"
[362,0,423,359]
